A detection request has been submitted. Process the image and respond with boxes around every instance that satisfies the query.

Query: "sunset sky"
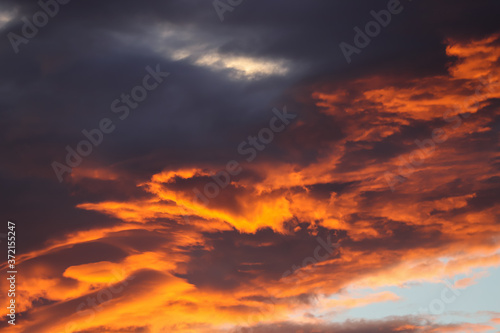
[1,0,500,332]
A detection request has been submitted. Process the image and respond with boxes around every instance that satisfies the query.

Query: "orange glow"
[5,33,500,333]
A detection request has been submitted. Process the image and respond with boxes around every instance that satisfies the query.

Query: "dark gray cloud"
[0,0,498,264]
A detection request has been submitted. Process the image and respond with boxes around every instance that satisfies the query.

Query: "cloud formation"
[1,0,499,332]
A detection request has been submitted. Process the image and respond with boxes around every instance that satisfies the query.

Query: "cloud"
[1,1,500,332]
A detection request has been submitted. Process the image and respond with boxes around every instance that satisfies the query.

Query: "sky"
[0,0,499,332]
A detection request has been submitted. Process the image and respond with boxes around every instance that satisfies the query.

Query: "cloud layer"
[1,0,499,332]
